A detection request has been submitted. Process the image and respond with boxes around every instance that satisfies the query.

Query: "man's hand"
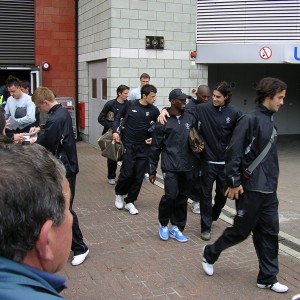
[145,138,152,144]
[195,144,204,152]
[13,133,25,143]
[29,126,41,136]
[149,174,156,184]
[113,132,120,142]
[225,185,244,200]
[157,109,169,125]
[5,118,11,130]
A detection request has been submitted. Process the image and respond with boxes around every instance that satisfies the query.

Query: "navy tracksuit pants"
[107,158,117,180]
[159,170,194,231]
[66,173,88,255]
[204,191,279,284]
[115,143,150,203]
[200,161,227,233]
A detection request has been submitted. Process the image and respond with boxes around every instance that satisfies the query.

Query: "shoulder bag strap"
[244,127,276,176]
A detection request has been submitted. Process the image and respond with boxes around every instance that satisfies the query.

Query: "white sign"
[196,44,300,64]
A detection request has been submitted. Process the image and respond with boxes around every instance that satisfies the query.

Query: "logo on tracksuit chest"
[185,123,190,129]
[226,117,231,124]
[146,112,150,116]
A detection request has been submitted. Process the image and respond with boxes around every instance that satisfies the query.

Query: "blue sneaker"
[159,225,169,241]
[169,226,188,243]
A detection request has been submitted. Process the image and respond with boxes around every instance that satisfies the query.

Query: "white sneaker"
[124,202,139,215]
[257,282,289,293]
[202,246,214,276]
[144,173,149,180]
[115,195,124,209]
[71,249,89,266]
[108,179,116,185]
[191,201,200,214]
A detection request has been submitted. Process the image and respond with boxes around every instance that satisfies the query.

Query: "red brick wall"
[35,0,75,98]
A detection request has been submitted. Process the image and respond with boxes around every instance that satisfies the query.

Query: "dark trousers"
[189,160,202,203]
[66,173,88,255]
[159,170,194,232]
[107,158,117,179]
[115,143,149,203]
[204,191,279,284]
[200,162,227,232]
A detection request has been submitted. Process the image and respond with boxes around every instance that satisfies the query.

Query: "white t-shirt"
[4,93,36,130]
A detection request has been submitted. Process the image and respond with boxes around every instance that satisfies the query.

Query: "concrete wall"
[78,0,206,139]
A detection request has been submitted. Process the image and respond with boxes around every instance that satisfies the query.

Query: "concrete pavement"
[60,140,300,299]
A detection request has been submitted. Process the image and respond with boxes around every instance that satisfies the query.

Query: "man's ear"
[35,220,54,261]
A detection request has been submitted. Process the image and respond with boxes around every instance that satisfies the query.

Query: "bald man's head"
[196,85,210,103]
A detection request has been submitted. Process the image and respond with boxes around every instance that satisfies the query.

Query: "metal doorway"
[88,60,107,146]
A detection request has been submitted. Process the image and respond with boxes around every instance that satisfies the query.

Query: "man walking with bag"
[98,85,129,185]
[202,77,289,294]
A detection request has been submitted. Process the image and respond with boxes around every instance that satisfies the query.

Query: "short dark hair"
[21,80,30,90]
[141,84,157,97]
[6,75,21,88]
[0,143,66,262]
[140,73,150,80]
[213,81,232,103]
[116,84,130,95]
[255,77,287,104]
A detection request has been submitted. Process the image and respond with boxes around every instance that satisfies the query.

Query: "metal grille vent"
[197,0,300,44]
[0,0,35,65]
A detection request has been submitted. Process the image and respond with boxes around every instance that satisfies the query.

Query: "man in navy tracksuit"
[31,87,89,266]
[149,89,203,243]
[98,85,129,185]
[202,77,289,294]
[192,82,242,241]
[112,84,159,215]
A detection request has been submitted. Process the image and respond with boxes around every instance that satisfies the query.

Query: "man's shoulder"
[130,87,140,93]
[183,110,196,119]
[198,102,211,110]
[194,101,211,114]
[0,258,65,299]
[244,108,260,121]
[107,98,117,105]
[6,96,14,103]
[128,87,140,100]
[148,103,160,114]
[50,104,69,119]
[186,100,198,109]
[24,93,32,100]
[20,93,32,103]
[102,99,116,110]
